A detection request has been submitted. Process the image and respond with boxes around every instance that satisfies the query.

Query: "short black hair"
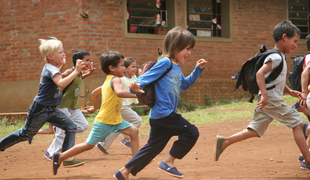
[100,51,124,74]
[72,50,90,66]
[306,35,310,51]
[273,20,301,43]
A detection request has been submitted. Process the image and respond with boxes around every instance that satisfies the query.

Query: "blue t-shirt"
[137,57,204,119]
[33,63,62,106]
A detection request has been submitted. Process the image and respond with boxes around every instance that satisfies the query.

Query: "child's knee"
[190,125,199,140]
[131,126,139,136]
[77,123,89,133]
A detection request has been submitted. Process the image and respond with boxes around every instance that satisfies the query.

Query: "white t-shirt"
[258,52,286,99]
[121,75,139,106]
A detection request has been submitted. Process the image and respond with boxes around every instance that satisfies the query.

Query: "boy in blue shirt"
[0,37,86,167]
[43,50,95,164]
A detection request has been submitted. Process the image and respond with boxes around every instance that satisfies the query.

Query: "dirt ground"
[1,119,310,180]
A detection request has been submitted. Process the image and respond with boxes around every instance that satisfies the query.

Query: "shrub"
[204,94,213,106]
[132,105,147,116]
[177,97,197,112]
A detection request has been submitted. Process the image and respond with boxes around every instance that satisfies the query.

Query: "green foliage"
[0,117,16,126]
[156,25,172,30]
[204,94,213,106]
[132,105,146,116]
[177,97,197,113]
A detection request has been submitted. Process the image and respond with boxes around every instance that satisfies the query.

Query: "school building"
[0,0,308,113]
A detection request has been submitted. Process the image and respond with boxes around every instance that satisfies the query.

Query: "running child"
[52,51,139,175]
[214,20,310,170]
[96,57,142,154]
[114,26,208,180]
[0,37,86,169]
[43,49,95,161]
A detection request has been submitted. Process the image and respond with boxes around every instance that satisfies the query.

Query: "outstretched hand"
[81,105,97,114]
[129,81,145,94]
[196,59,208,68]
[82,62,96,75]
[76,59,87,72]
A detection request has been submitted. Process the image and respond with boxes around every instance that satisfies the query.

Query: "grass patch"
[0,95,304,137]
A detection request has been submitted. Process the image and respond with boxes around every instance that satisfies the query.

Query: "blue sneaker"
[299,155,304,162]
[158,161,184,178]
[114,170,126,180]
[303,122,308,139]
[120,139,131,148]
[52,152,60,175]
[300,161,310,170]
[44,151,52,161]
[96,143,109,154]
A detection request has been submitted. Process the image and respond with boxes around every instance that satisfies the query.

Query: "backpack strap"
[264,49,283,84]
[248,49,283,103]
[153,60,173,84]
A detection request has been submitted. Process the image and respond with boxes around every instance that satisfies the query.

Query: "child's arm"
[83,86,102,114]
[53,60,85,89]
[112,77,137,98]
[196,59,208,68]
[81,62,96,80]
[256,62,272,109]
[129,81,145,94]
[300,62,310,106]
[284,85,301,99]
[180,59,207,90]
[61,68,74,78]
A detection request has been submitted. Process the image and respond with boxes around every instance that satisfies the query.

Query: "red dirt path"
[1,119,310,180]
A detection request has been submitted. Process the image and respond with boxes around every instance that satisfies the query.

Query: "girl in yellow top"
[52,51,139,176]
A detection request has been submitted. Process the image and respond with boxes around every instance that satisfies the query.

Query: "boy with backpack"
[215,20,310,170]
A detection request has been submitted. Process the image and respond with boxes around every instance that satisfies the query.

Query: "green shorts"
[247,96,302,137]
[86,119,132,145]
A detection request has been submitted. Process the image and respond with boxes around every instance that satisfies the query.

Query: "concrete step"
[0,112,27,122]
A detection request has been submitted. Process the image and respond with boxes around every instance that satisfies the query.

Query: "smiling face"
[111,58,125,77]
[124,61,137,77]
[81,55,91,68]
[173,45,192,65]
[48,45,66,67]
[283,32,300,54]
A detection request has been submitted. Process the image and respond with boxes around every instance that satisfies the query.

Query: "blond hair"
[38,37,63,62]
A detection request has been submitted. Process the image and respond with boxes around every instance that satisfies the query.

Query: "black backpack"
[288,55,305,92]
[232,45,283,103]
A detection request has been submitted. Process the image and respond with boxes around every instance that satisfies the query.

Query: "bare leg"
[119,167,130,180]
[119,126,139,156]
[37,124,54,134]
[222,128,259,151]
[162,155,176,167]
[57,142,94,164]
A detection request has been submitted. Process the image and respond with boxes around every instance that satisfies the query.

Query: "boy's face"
[125,61,137,77]
[284,32,300,54]
[49,46,66,66]
[113,58,125,77]
[82,55,91,68]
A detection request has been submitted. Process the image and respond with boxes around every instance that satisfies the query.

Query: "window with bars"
[288,0,309,39]
[187,0,222,37]
[127,0,171,34]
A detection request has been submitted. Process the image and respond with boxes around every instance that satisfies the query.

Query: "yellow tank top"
[95,75,123,125]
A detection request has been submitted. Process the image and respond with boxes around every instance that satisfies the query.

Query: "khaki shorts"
[247,96,302,137]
